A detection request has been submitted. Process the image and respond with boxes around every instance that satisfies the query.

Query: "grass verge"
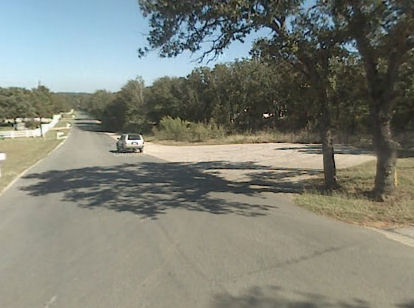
[0,117,72,193]
[295,158,414,227]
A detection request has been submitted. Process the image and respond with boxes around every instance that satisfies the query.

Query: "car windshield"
[128,134,141,140]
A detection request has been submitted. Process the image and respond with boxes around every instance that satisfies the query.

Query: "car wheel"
[139,148,143,153]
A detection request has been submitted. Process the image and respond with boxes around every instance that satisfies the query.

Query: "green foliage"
[188,121,225,142]
[393,51,414,133]
[138,0,301,60]
[144,76,185,124]
[31,86,55,118]
[154,116,189,141]
[79,77,149,133]
[142,59,315,133]
[0,86,73,124]
[86,51,414,142]
[58,92,91,111]
[154,116,225,142]
[0,87,33,120]
[24,120,41,129]
[84,90,114,120]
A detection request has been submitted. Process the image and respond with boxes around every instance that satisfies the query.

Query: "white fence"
[0,152,5,177]
[0,114,61,139]
[0,130,39,138]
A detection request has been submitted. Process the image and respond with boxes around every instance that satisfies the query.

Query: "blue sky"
[0,0,259,93]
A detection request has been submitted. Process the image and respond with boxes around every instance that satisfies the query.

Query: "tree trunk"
[372,108,398,201]
[319,88,337,191]
[321,124,337,191]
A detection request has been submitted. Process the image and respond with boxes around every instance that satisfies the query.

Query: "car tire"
[139,148,143,153]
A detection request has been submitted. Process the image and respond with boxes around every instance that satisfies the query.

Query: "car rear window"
[128,134,142,140]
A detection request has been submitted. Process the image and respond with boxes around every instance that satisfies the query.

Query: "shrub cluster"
[153,116,225,142]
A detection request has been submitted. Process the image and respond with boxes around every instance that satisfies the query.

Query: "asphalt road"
[0,116,413,308]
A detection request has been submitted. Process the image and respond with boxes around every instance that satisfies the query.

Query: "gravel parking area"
[145,142,375,187]
[108,134,376,192]
[144,142,374,169]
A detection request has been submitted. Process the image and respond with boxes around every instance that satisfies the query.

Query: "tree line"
[83,57,406,137]
[0,86,75,127]
[81,56,413,146]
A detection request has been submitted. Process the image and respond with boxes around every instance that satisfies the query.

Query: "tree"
[332,1,414,200]
[144,76,186,124]
[30,85,55,136]
[327,55,370,143]
[392,51,414,133]
[0,86,74,133]
[100,78,147,132]
[0,87,33,125]
[118,77,147,131]
[31,86,54,117]
[138,0,342,189]
[184,67,217,123]
[85,90,115,120]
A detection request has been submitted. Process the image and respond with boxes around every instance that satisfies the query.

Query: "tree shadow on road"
[20,161,320,219]
[276,145,373,155]
[398,301,414,308]
[212,285,414,308]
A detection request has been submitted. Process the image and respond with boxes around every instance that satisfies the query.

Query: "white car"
[116,134,144,153]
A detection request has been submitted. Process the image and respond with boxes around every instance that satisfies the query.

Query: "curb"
[0,130,71,197]
[366,227,414,248]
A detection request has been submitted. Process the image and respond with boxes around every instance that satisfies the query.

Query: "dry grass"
[0,138,62,192]
[0,117,72,192]
[150,130,320,145]
[295,158,414,227]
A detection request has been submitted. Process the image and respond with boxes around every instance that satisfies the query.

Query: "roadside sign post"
[0,153,6,178]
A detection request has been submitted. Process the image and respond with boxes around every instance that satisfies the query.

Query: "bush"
[24,120,41,129]
[153,116,189,141]
[189,121,225,141]
[152,116,324,144]
[153,116,225,142]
